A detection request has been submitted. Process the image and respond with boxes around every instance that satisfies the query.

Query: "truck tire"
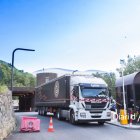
[40,107,43,116]
[38,108,41,115]
[70,110,77,125]
[98,121,105,125]
[56,109,63,120]
[40,107,45,116]
[44,111,47,116]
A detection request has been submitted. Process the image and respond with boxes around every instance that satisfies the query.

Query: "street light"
[72,70,78,75]
[120,59,127,115]
[11,48,35,92]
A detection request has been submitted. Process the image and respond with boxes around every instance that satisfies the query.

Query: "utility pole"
[120,59,126,115]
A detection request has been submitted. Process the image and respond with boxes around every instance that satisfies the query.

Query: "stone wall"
[0,91,16,140]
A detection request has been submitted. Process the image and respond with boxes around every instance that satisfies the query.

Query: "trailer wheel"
[98,121,105,125]
[70,110,76,125]
[38,108,41,115]
[40,107,45,116]
[40,107,43,116]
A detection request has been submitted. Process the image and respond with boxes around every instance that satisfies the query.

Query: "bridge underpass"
[12,87,35,112]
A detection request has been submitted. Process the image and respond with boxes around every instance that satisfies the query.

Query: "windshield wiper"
[96,94,107,97]
[84,96,95,98]
[98,91,107,96]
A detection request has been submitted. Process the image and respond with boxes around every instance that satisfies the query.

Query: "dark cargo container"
[36,72,57,87]
[35,75,70,108]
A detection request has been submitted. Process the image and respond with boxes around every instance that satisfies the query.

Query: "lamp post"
[120,59,127,115]
[11,48,35,92]
[72,70,78,75]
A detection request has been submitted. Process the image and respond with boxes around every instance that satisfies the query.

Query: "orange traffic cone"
[48,117,54,132]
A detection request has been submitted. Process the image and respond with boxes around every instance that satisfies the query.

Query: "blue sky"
[0,0,140,73]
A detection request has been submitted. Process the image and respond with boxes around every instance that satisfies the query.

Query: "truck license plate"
[93,113,100,116]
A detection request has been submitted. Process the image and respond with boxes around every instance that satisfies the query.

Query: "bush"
[0,85,8,93]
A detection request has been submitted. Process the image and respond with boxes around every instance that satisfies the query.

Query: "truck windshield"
[81,87,108,98]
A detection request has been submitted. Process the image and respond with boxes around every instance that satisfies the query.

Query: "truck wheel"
[56,109,63,120]
[40,108,43,116]
[44,111,47,116]
[98,122,105,125]
[70,110,77,124]
[38,109,41,115]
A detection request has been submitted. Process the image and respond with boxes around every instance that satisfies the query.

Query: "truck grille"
[85,102,107,109]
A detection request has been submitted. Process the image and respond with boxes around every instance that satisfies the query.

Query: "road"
[6,112,140,140]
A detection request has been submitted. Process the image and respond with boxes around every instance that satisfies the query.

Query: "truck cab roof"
[70,75,107,87]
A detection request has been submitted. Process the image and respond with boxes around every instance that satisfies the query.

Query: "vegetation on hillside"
[0,60,35,88]
[0,84,8,93]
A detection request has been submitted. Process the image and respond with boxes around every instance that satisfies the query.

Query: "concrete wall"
[0,91,16,140]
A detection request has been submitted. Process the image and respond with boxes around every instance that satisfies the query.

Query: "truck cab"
[69,75,111,124]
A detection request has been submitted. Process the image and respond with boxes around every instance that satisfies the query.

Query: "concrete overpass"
[11,87,35,112]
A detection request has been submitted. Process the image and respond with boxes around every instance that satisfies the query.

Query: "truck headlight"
[80,112,86,118]
[107,112,111,117]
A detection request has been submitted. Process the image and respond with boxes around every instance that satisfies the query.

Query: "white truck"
[35,74,111,125]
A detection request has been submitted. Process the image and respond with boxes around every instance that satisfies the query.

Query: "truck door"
[72,86,79,107]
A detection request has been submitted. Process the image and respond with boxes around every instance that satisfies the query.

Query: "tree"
[0,60,35,87]
[0,84,8,94]
[116,55,140,76]
[14,69,36,87]
[0,63,11,86]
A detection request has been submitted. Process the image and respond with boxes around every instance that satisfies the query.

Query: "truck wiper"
[96,94,107,97]
[84,96,95,98]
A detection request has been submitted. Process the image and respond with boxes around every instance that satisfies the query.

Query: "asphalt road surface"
[6,112,140,140]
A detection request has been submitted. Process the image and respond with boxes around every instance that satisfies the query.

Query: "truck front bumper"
[78,119,111,123]
[75,109,111,122]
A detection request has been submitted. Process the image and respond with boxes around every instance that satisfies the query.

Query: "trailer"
[35,74,111,124]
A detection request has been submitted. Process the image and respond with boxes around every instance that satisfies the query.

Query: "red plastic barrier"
[20,116,40,132]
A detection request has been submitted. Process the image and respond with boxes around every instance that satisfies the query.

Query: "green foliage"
[0,60,35,87]
[0,84,8,93]
[93,72,116,98]
[0,62,11,86]
[116,55,140,76]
